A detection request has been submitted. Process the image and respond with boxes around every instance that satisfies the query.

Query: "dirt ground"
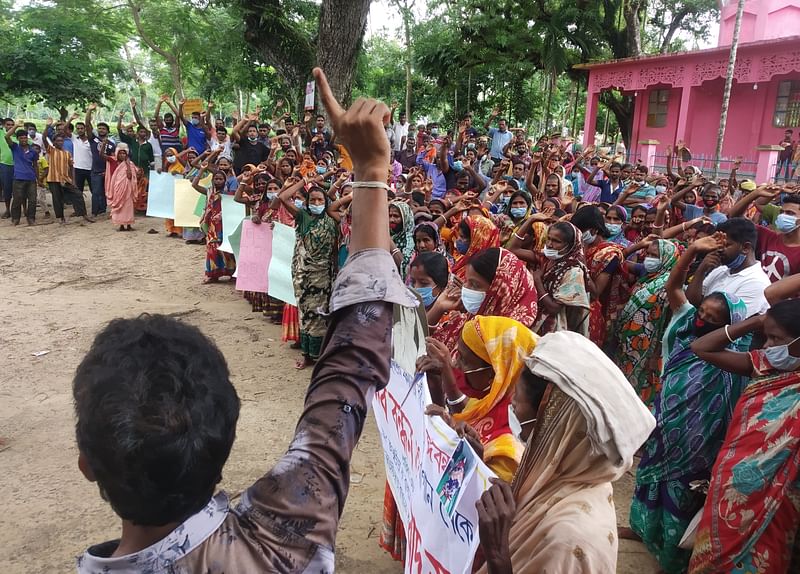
[0,211,661,573]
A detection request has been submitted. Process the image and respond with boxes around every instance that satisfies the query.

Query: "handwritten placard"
[218,194,245,254]
[373,362,494,574]
[235,220,272,293]
[304,81,316,111]
[267,222,297,306]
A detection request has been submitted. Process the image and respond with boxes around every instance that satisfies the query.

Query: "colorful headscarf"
[434,248,539,353]
[390,200,416,279]
[541,222,589,297]
[451,215,500,280]
[456,316,538,480]
[165,147,185,174]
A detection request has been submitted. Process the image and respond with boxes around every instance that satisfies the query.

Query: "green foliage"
[0,0,127,111]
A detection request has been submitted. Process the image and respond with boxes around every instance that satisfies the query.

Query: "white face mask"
[166,156,177,164]
[460,286,486,314]
[581,230,596,244]
[643,256,662,273]
[764,336,800,371]
[507,404,536,441]
[543,246,562,260]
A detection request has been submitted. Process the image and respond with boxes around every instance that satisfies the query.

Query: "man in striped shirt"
[43,134,93,224]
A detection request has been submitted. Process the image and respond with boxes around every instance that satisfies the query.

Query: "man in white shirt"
[687,217,771,317]
[390,103,408,157]
[72,121,94,201]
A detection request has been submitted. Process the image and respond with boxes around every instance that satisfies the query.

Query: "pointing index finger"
[313,67,344,122]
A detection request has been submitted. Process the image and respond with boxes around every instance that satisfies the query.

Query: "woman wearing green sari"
[279,179,339,368]
[616,238,679,406]
[629,233,751,574]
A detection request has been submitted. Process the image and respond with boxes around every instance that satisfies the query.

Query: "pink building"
[577,0,800,182]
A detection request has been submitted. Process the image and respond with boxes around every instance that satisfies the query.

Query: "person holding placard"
[193,165,236,283]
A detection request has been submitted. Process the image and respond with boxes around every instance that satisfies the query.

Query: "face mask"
[693,314,723,338]
[455,239,469,254]
[606,223,622,236]
[267,192,277,201]
[726,252,746,270]
[460,286,486,314]
[316,165,327,174]
[166,156,177,164]
[467,143,476,150]
[764,337,800,371]
[308,204,325,216]
[248,136,257,142]
[500,195,510,205]
[510,207,527,219]
[643,256,662,273]
[543,246,562,260]
[775,213,799,233]
[452,160,464,172]
[507,405,536,442]
[655,185,667,194]
[414,286,436,308]
[294,198,305,209]
[190,118,200,126]
[430,129,439,136]
[582,230,596,244]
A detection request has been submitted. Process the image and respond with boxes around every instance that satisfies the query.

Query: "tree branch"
[659,6,692,53]
[127,0,176,64]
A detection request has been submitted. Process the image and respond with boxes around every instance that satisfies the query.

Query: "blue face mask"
[775,213,798,233]
[294,198,305,209]
[452,160,464,172]
[190,117,200,126]
[606,223,622,236]
[764,336,800,371]
[316,165,327,174]
[509,207,527,219]
[460,286,486,314]
[455,239,469,254]
[643,256,662,273]
[414,286,437,308]
[726,253,746,270]
[500,195,510,205]
[309,204,325,216]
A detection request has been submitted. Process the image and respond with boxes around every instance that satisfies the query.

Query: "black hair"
[73,314,240,526]
[695,222,717,236]
[631,205,647,217]
[506,190,531,213]
[767,299,800,338]
[571,205,610,237]
[783,194,800,207]
[635,164,649,175]
[458,219,471,242]
[315,114,325,120]
[75,122,85,128]
[2,117,12,123]
[15,129,26,138]
[702,292,732,324]
[410,251,449,289]
[622,163,633,170]
[609,161,622,170]
[411,191,425,206]
[23,121,35,129]
[415,222,438,243]
[258,123,270,129]
[702,183,721,196]
[97,122,109,130]
[497,117,507,124]
[716,217,757,248]
[468,247,501,284]
[429,199,446,211]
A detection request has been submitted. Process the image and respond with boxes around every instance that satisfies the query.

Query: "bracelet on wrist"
[724,324,736,343]
[446,394,467,407]
[514,232,527,241]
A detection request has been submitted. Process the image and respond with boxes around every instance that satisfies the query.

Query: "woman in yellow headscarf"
[422,315,537,481]
[163,146,186,237]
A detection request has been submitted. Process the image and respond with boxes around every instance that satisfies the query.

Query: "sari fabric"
[454,316,537,481]
[476,331,655,574]
[616,239,679,406]
[631,296,750,573]
[688,356,800,574]
[585,239,625,347]
[450,215,500,281]
[390,200,416,280]
[200,186,236,280]
[105,154,138,226]
[433,249,538,353]
[164,148,184,234]
[534,222,591,336]
[294,209,338,359]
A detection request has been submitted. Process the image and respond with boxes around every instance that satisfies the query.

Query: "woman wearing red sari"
[571,205,627,348]
[449,215,500,282]
[688,299,800,573]
[192,166,236,284]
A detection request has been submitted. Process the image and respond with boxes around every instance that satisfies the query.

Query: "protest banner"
[146,171,176,218]
[182,98,204,115]
[235,220,272,293]
[229,219,243,278]
[267,222,297,306]
[218,194,246,254]
[173,179,202,227]
[373,362,494,574]
[193,194,207,218]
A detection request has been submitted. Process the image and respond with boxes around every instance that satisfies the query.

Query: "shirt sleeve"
[239,249,417,552]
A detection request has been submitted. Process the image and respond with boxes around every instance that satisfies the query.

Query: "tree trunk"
[315,0,372,106]
[122,44,147,113]
[713,0,745,179]
[128,1,184,99]
[623,0,643,57]
[602,91,634,150]
[544,74,554,131]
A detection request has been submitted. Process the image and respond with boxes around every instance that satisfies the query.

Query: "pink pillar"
[583,91,600,148]
[674,85,694,144]
[755,145,782,183]
[638,140,660,170]
[630,92,644,162]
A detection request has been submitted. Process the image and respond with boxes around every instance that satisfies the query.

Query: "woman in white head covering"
[474,330,655,574]
[102,141,138,231]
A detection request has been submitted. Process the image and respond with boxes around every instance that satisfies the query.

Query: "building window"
[774,80,800,128]
[646,89,670,128]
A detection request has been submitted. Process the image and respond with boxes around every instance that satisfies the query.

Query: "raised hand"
[692,231,726,253]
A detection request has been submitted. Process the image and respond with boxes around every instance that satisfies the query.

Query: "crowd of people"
[10,71,800,573]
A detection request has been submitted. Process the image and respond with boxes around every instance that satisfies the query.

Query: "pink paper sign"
[235,220,273,293]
